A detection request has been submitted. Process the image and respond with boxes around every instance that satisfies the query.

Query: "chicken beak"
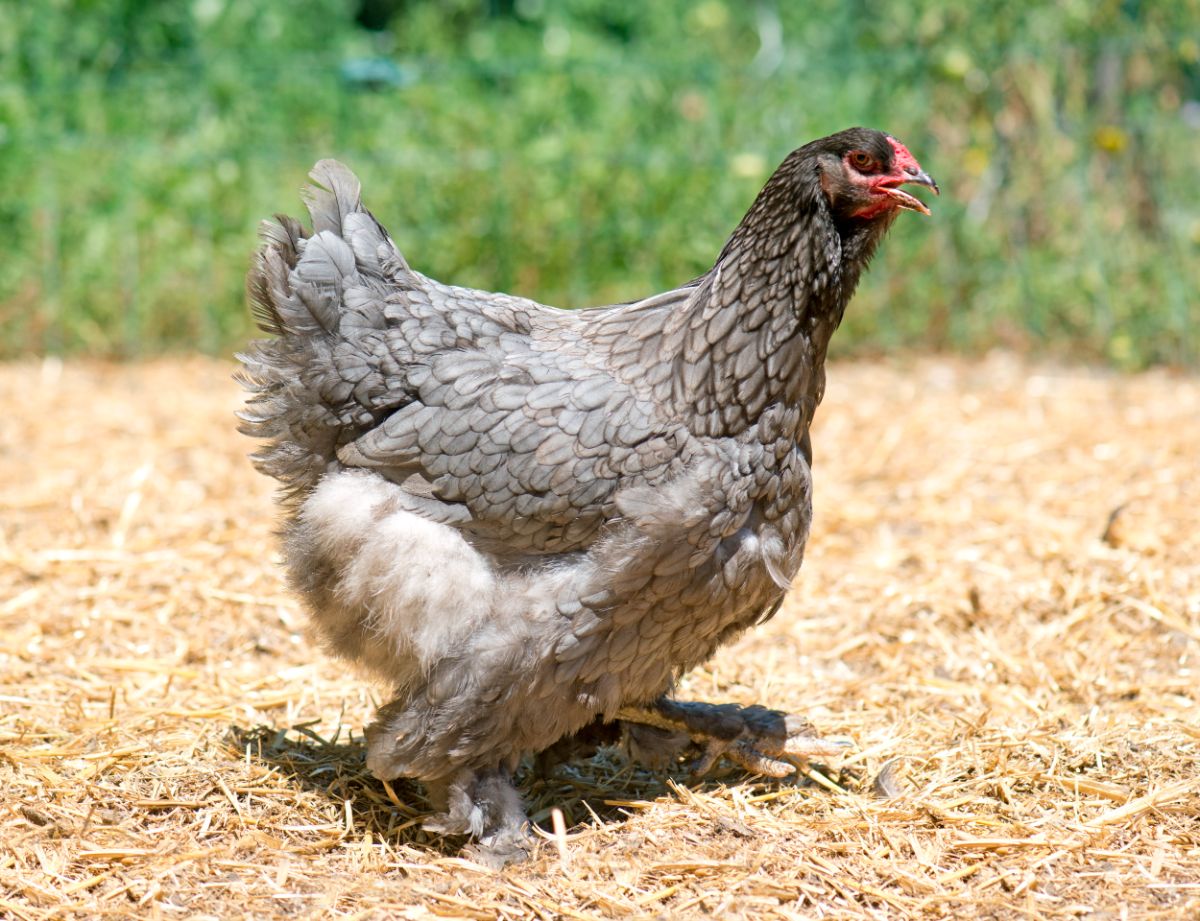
[880,170,939,216]
[906,169,939,195]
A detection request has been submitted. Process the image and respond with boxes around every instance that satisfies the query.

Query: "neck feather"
[667,178,889,436]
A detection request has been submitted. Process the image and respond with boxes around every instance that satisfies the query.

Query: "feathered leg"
[421,767,532,868]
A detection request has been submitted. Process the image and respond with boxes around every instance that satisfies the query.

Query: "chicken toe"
[618,697,850,778]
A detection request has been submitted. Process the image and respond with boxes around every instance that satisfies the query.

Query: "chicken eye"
[849,151,876,172]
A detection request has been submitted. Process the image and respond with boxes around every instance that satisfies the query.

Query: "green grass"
[1,0,1197,366]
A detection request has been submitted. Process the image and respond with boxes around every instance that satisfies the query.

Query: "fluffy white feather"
[300,471,497,686]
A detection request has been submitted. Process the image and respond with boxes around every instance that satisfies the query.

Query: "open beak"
[880,169,939,216]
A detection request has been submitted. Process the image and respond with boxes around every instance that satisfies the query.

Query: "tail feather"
[246,215,306,335]
[262,212,308,263]
[302,159,364,236]
[238,159,404,503]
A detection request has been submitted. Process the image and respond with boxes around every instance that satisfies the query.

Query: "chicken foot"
[420,766,531,868]
[617,697,850,779]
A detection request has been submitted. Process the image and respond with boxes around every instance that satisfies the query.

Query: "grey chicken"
[238,127,936,864]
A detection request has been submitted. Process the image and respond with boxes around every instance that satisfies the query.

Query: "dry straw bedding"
[1,354,1197,920]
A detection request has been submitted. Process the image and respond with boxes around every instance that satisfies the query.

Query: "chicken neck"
[669,186,892,439]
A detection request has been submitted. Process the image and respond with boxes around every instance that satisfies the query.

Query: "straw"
[1,353,1197,919]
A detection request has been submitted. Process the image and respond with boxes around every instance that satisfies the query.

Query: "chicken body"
[238,127,935,861]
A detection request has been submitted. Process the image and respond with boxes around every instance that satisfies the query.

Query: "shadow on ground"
[227,721,850,858]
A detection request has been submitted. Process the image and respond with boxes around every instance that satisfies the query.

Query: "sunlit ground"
[1,355,1197,919]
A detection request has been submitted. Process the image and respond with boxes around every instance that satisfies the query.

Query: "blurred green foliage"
[1,0,1197,366]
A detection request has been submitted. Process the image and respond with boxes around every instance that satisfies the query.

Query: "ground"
[1,354,1197,920]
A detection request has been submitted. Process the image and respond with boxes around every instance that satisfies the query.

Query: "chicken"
[237,127,936,864]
